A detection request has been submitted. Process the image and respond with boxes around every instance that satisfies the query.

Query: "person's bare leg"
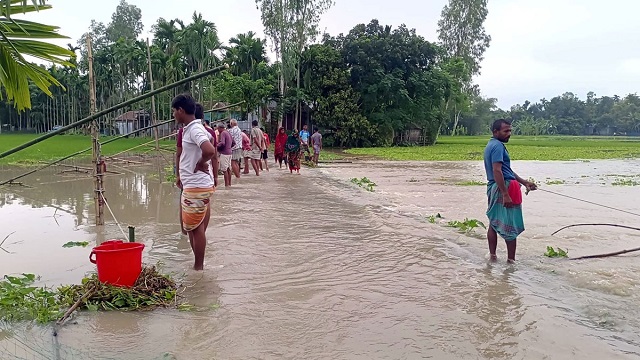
[188,230,194,253]
[180,207,187,235]
[252,159,260,176]
[232,159,241,178]
[191,206,209,271]
[487,226,498,262]
[263,157,269,171]
[212,161,219,188]
[224,169,231,187]
[243,157,250,174]
[506,239,517,263]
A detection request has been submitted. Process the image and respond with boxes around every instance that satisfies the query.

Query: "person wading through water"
[173,94,216,271]
[484,119,537,263]
[196,103,218,188]
[176,103,216,233]
[274,126,288,168]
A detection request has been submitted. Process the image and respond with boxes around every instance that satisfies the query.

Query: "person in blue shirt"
[484,119,537,263]
[299,125,310,158]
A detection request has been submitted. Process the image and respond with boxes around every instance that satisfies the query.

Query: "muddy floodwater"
[1,158,640,359]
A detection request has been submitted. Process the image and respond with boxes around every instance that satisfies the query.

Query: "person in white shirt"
[173,94,216,271]
[228,119,243,179]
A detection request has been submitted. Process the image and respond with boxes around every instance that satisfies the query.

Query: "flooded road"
[1,158,640,359]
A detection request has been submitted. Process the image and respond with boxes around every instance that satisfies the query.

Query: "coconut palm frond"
[0,0,73,110]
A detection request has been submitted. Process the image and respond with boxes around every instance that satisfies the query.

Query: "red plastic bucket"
[99,239,124,246]
[89,242,145,287]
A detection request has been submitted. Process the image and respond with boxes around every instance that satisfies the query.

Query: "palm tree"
[224,31,268,79]
[0,0,74,110]
[179,12,221,102]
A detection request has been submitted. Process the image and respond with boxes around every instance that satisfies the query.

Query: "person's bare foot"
[489,254,498,262]
[507,258,516,264]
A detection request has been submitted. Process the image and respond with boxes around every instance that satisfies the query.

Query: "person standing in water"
[196,104,218,188]
[249,120,265,176]
[216,123,233,187]
[173,94,215,271]
[261,127,270,172]
[285,131,302,174]
[310,127,322,165]
[228,119,243,179]
[484,119,537,263]
[274,126,288,168]
[241,129,252,174]
[299,124,310,160]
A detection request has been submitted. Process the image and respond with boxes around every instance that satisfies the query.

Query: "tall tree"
[224,31,268,79]
[255,0,334,128]
[106,0,143,42]
[437,0,491,77]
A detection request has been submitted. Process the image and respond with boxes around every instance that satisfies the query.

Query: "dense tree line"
[2,0,636,147]
[447,92,640,137]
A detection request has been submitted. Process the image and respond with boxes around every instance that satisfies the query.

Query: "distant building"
[114,110,150,136]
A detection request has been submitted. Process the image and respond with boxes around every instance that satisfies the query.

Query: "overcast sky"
[25,0,640,109]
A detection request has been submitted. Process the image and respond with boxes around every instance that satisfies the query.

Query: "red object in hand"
[508,180,523,205]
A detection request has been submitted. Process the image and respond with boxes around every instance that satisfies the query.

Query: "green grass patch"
[545,179,565,185]
[455,180,486,186]
[544,246,568,258]
[345,136,640,161]
[319,150,345,161]
[447,218,487,234]
[350,177,376,192]
[0,134,176,165]
[612,178,640,186]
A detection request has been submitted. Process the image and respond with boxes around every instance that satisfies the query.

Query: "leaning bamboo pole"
[0,64,230,160]
[0,101,247,186]
[0,119,173,186]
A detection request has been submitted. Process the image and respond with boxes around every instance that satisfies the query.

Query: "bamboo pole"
[146,38,159,151]
[87,35,104,226]
[0,119,173,186]
[0,64,230,160]
[203,101,246,114]
[106,133,176,159]
[0,102,244,187]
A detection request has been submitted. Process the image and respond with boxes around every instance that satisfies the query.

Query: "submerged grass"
[345,136,640,161]
[455,180,486,186]
[0,134,175,165]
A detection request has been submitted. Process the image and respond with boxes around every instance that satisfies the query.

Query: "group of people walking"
[172,93,322,270]
[273,124,323,174]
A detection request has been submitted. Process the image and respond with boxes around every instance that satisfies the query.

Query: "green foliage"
[544,246,568,258]
[62,241,89,248]
[350,177,376,192]
[545,179,565,185]
[446,218,486,234]
[427,213,443,223]
[612,178,640,186]
[164,166,176,183]
[437,0,491,77]
[455,180,485,186]
[0,273,63,323]
[0,0,74,111]
[0,266,180,324]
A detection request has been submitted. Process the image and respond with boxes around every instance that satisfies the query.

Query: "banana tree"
[0,0,73,110]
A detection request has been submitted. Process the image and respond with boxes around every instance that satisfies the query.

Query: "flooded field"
[1,159,640,359]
